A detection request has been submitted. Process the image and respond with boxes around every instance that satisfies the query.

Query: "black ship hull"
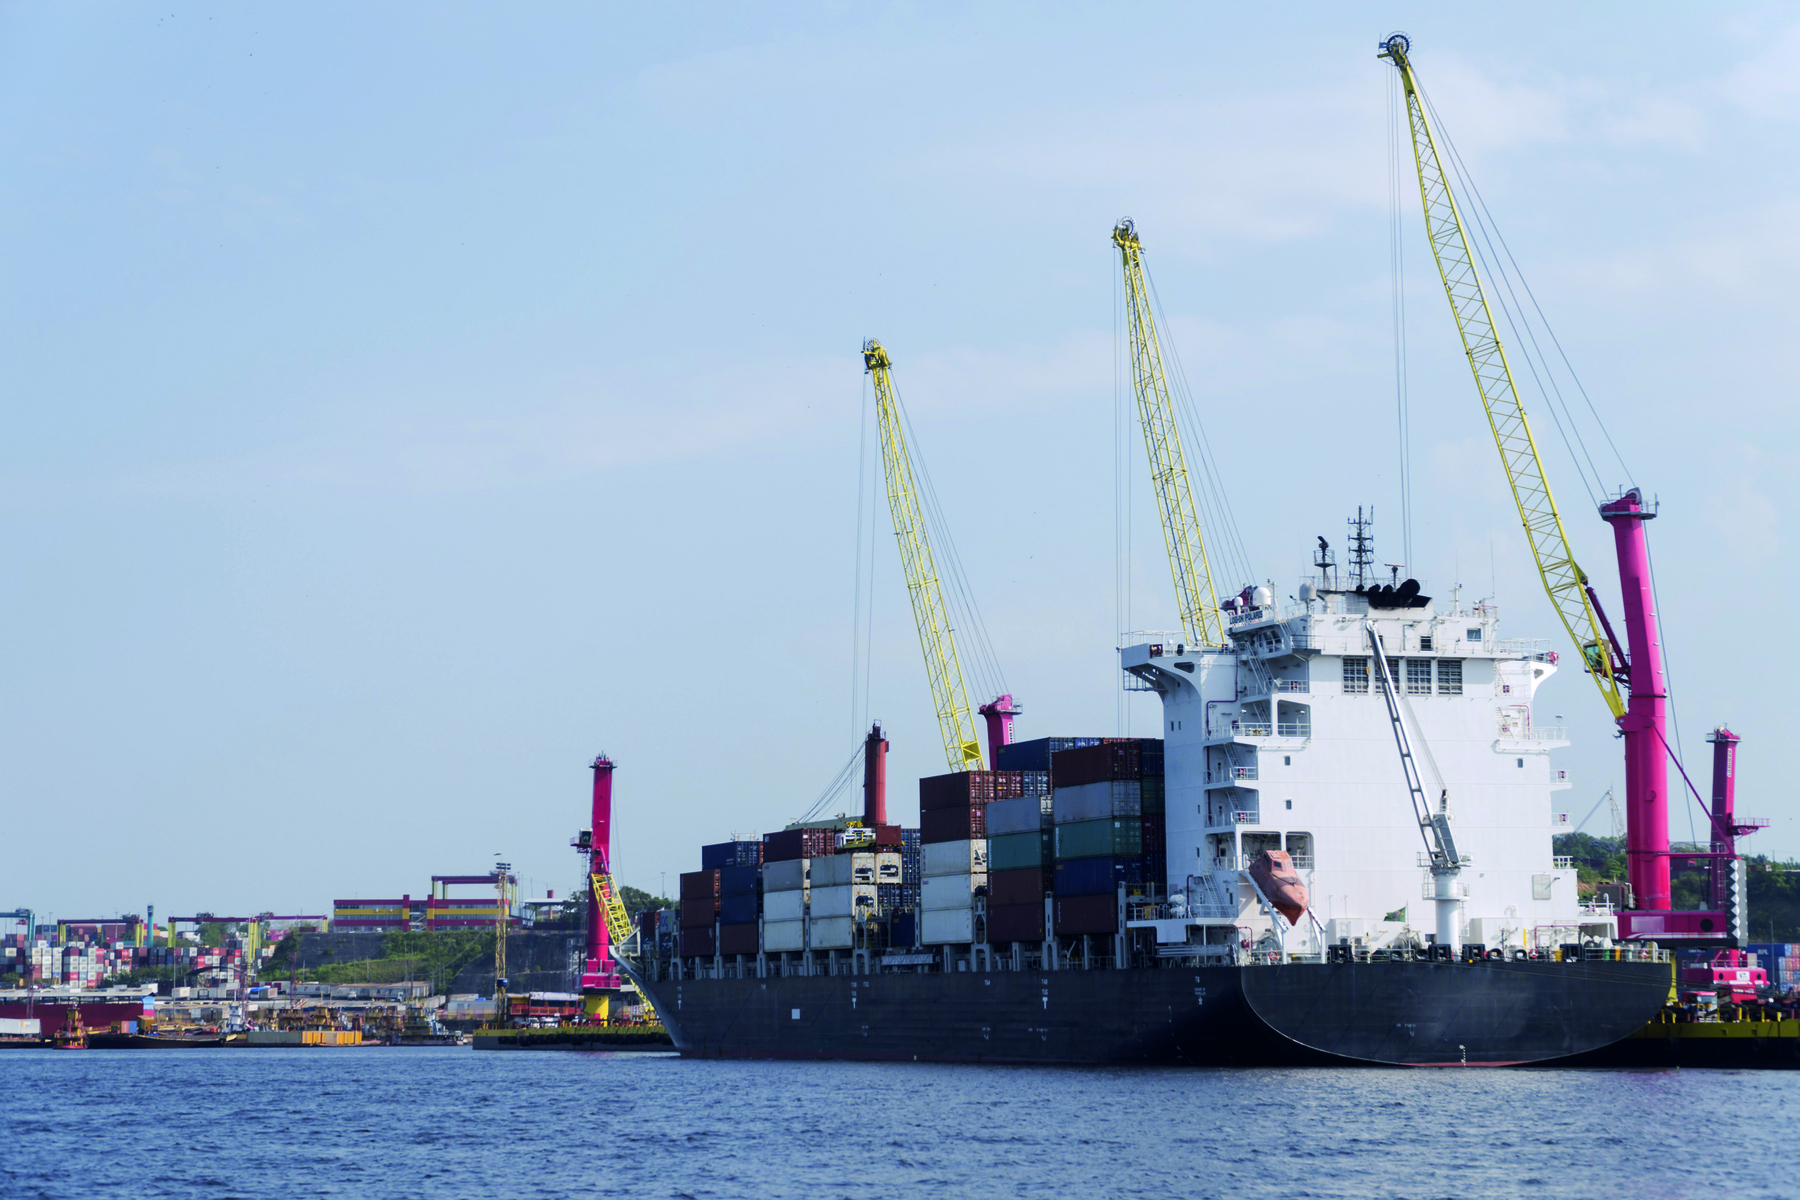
[635,958,1672,1067]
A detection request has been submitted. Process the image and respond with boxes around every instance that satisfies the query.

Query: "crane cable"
[1387,65,1415,574]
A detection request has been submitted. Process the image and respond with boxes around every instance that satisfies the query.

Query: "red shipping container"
[1052,743,1141,788]
[920,803,986,844]
[679,899,716,929]
[919,771,1024,812]
[873,824,904,847]
[719,923,759,956]
[989,867,1052,907]
[679,870,721,901]
[762,827,838,862]
[989,902,1047,943]
[681,925,717,957]
[1054,893,1119,935]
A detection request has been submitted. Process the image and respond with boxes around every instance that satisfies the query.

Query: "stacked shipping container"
[1050,740,1166,937]
[919,771,1020,944]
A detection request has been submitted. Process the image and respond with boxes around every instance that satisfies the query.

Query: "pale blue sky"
[5,4,1798,919]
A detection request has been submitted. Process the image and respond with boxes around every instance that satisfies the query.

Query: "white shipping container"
[811,853,875,888]
[921,907,975,944]
[763,858,810,892]
[1053,780,1141,825]
[922,873,986,911]
[986,796,1050,836]
[810,916,856,950]
[876,850,903,884]
[0,1018,41,1036]
[809,883,876,918]
[764,889,807,923]
[762,919,806,953]
[922,839,989,878]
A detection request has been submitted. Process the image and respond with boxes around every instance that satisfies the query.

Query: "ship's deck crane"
[1112,219,1224,649]
[1381,34,1757,933]
[863,338,1003,772]
[1378,35,1624,724]
[1369,627,1464,949]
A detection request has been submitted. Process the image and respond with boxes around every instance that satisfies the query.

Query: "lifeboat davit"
[1248,849,1309,926]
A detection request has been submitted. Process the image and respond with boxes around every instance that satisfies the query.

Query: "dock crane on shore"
[1111,219,1224,649]
[863,338,1011,771]
[1380,34,1760,935]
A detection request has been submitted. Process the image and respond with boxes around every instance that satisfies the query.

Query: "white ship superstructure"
[1124,571,1606,959]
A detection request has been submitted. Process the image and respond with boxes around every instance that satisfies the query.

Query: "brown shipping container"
[873,823,904,847]
[681,925,717,957]
[919,771,1024,812]
[1052,743,1141,788]
[679,898,717,928]
[989,866,1053,907]
[920,803,986,844]
[1054,893,1119,935]
[989,902,1047,943]
[762,828,837,862]
[719,922,758,956]
[679,869,721,901]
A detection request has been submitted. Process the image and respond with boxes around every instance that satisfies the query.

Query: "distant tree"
[619,885,674,917]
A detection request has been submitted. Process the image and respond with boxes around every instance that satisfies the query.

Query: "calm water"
[5,1048,1795,1199]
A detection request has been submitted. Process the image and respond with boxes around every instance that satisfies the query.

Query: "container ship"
[620,562,1673,1067]
[607,35,1767,1067]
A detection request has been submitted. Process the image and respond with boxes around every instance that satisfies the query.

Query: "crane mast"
[1378,35,1625,722]
[863,339,985,772]
[1111,219,1223,649]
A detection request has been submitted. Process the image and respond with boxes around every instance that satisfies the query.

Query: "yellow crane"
[588,871,657,1023]
[1111,219,1224,648]
[863,338,985,772]
[1378,35,1625,720]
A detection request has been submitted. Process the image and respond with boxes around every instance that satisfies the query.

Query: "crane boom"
[1379,35,1625,721]
[863,339,985,772]
[1111,219,1223,648]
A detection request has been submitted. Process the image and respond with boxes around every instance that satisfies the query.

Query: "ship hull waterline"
[631,958,1673,1068]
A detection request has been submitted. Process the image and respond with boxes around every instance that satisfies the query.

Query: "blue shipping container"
[890,910,918,949]
[701,841,763,870]
[720,892,761,925]
[720,863,761,895]
[1054,856,1143,896]
[1020,770,1051,798]
[996,737,1103,772]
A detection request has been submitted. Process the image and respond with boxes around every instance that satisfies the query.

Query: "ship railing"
[1119,630,1187,652]
[1421,878,1471,899]
[1275,722,1311,738]
[1494,638,1550,657]
[1218,722,1272,739]
[1229,811,1260,826]
[1230,766,1258,780]
[1272,679,1310,693]
[1552,856,1574,870]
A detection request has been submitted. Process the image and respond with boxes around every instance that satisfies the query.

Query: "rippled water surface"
[6,1047,1795,1199]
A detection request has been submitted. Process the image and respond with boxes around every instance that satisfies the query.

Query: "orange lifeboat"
[1248,849,1309,926]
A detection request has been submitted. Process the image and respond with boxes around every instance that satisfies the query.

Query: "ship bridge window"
[1437,660,1463,695]
[1342,656,1369,694]
[1466,628,1482,641]
[1420,636,1433,651]
[1406,660,1432,695]
[1285,833,1312,865]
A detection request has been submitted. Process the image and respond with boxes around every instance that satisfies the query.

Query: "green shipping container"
[1141,776,1165,814]
[1055,817,1143,860]
[989,830,1054,871]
